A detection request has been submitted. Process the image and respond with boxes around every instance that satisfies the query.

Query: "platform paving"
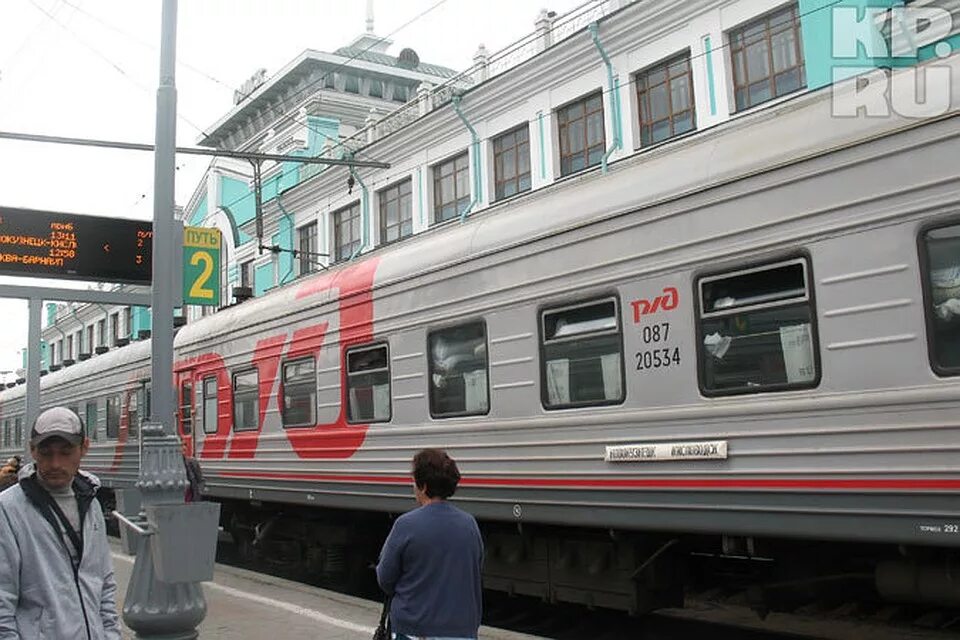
[111,542,541,640]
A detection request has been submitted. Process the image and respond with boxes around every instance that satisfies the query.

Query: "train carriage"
[2,58,960,613]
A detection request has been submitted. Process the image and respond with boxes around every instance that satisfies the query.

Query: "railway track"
[205,537,959,640]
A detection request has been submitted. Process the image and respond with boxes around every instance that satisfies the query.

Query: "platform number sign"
[183,227,221,306]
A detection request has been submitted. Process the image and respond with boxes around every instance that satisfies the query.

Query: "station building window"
[2,420,9,448]
[428,322,489,418]
[97,318,106,348]
[282,358,317,427]
[433,153,471,224]
[920,222,960,375]
[298,222,318,276]
[202,377,219,434]
[110,312,120,346]
[179,381,193,435]
[345,344,390,423]
[232,369,259,432]
[86,326,94,355]
[106,394,121,439]
[729,3,805,112]
[557,92,605,177]
[697,257,819,395]
[493,125,531,201]
[636,52,696,147]
[541,298,624,409]
[379,179,413,244]
[240,260,254,290]
[14,417,22,446]
[333,202,362,263]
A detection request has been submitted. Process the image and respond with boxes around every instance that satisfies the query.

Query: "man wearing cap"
[0,406,120,639]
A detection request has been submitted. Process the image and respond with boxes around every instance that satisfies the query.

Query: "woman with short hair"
[376,448,484,640]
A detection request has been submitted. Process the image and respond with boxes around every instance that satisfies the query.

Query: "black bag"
[372,595,392,640]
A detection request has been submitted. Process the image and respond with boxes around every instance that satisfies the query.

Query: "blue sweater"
[376,501,483,638]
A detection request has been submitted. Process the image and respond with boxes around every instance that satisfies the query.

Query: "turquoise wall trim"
[39,342,47,369]
[537,112,546,179]
[801,0,960,89]
[254,262,275,297]
[132,306,151,334]
[227,264,239,285]
[188,193,208,226]
[704,36,718,116]
[219,176,255,246]
[46,303,56,327]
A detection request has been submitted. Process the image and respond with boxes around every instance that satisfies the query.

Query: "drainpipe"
[348,159,369,261]
[68,304,85,354]
[589,22,622,174]
[276,190,296,283]
[451,95,481,221]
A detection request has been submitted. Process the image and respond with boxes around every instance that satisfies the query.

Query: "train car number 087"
[636,323,680,371]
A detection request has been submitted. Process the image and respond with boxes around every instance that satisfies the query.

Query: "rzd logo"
[630,287,678,323]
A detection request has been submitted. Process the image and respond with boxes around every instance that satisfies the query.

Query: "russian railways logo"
[831,5,956,118]
[630,286,678,323]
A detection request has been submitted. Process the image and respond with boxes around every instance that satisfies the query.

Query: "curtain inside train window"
[698,257,819,394]
[923,223,960,374]
[428,323,489,418]
[85,402,97,442]
[106,394,121,439]
[232,369,259,432]
[282,358,317,427]
[346,344,391,423]
[541,298,624,409]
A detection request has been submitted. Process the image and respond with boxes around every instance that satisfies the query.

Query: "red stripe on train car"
[213,472,960,490]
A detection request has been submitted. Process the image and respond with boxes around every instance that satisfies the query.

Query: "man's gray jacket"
[0,466,120,639]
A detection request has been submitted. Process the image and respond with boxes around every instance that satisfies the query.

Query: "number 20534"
[635,347,680,370]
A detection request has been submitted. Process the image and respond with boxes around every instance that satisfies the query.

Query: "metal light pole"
[121,1,219,637]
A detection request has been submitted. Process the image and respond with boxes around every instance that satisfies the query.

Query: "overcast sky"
[0,0,586,375]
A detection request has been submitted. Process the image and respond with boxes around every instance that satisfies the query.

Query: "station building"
[32,0,960,375]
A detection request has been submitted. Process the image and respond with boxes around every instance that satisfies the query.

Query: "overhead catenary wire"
[22,0,208,135]
[207,0,609,219]
[196,0,849,230]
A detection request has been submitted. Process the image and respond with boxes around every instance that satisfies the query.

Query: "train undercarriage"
[169,494,960,619]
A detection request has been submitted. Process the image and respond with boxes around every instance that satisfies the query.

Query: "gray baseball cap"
[30,407,84,447]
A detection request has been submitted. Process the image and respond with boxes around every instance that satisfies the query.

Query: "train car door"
[136,380,151,469]
[178,374,195,457]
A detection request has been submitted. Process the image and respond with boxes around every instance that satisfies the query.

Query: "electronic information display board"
[0,206,152,284]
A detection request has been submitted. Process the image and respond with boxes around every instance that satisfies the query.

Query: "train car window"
[202,377,219,434]
[106,395,121,439]
[697,257,818,395]
[428,323,489,418]
[921,223,960,375]
[282,358,317,428]
[541,298,624,409]
[128,393,139,438]
[14,417,22,446]
[85,402,98,442]
[180,381,193,435]
[345,345,390,423]
[233,369,259,432]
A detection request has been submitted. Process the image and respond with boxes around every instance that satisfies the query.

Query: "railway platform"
[110,541,541,640]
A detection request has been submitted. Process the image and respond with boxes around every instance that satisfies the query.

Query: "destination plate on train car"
[605,440,728,463]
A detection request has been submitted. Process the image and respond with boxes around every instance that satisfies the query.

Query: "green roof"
[333,46,460,79]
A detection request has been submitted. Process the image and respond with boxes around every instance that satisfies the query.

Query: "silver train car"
[2,62,959,613]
